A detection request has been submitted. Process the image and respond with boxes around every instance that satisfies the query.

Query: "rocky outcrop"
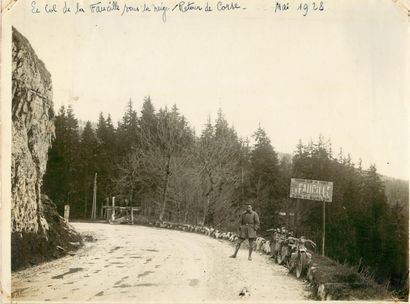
[11,27,54,234]
[11,27,82,270]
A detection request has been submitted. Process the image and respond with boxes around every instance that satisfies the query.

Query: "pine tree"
[117,99,139,156]
[139,96,157,144]
[196,110,242,226]
[95,112,117,206]
[96,112,106,142]
[43,106,67,213]
[357,165,387,266]
[43,105,81,215]
[249,126,280,228]
[78,121,98,217]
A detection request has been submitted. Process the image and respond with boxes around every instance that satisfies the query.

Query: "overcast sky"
[5,0,409,179]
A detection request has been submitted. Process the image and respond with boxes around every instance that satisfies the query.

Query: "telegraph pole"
[91,173,97,220]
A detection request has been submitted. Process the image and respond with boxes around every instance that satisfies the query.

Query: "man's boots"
[230,243,241,258]
[248,246,253,261]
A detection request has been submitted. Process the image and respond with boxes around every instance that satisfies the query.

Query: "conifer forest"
[43,97,408,294]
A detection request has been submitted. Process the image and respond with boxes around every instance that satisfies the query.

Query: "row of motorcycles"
[267,228,317,279]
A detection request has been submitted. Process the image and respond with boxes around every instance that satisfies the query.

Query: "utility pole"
[111,196,116,221]
[91,173,97,220]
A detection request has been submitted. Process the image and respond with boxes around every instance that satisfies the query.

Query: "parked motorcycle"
[272,229,287,264]
[266,228,280,261]
[287,236,316,278]
[277,235,297,265]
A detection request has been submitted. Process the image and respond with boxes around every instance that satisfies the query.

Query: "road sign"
[289,178,334,256]
[290,178,333,202]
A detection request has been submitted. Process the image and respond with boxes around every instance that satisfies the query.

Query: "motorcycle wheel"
[287,258,293,273]
[276,250,283,264]
[296,252,307,279]
[279,246,288,265]
[270,242,275,258]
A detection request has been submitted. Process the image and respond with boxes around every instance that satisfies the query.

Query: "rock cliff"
[11,27,82,270]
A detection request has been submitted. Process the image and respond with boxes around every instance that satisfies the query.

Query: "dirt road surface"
[12,222,310,302]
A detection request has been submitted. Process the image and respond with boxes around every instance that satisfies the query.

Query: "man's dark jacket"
[238,210,260,239]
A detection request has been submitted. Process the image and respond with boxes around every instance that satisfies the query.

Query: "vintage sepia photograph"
[1,0,409,302]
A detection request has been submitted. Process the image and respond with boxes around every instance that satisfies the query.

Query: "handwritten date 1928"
[297,1,324,16]
[274,1,324,16]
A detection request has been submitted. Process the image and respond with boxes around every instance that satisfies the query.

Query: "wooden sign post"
[322,197,326,256]
[290,178,333,256]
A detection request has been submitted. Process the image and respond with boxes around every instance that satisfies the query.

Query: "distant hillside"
[382,176,409,215]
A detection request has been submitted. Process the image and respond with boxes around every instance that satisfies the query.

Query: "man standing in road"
[230,204,260,261]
